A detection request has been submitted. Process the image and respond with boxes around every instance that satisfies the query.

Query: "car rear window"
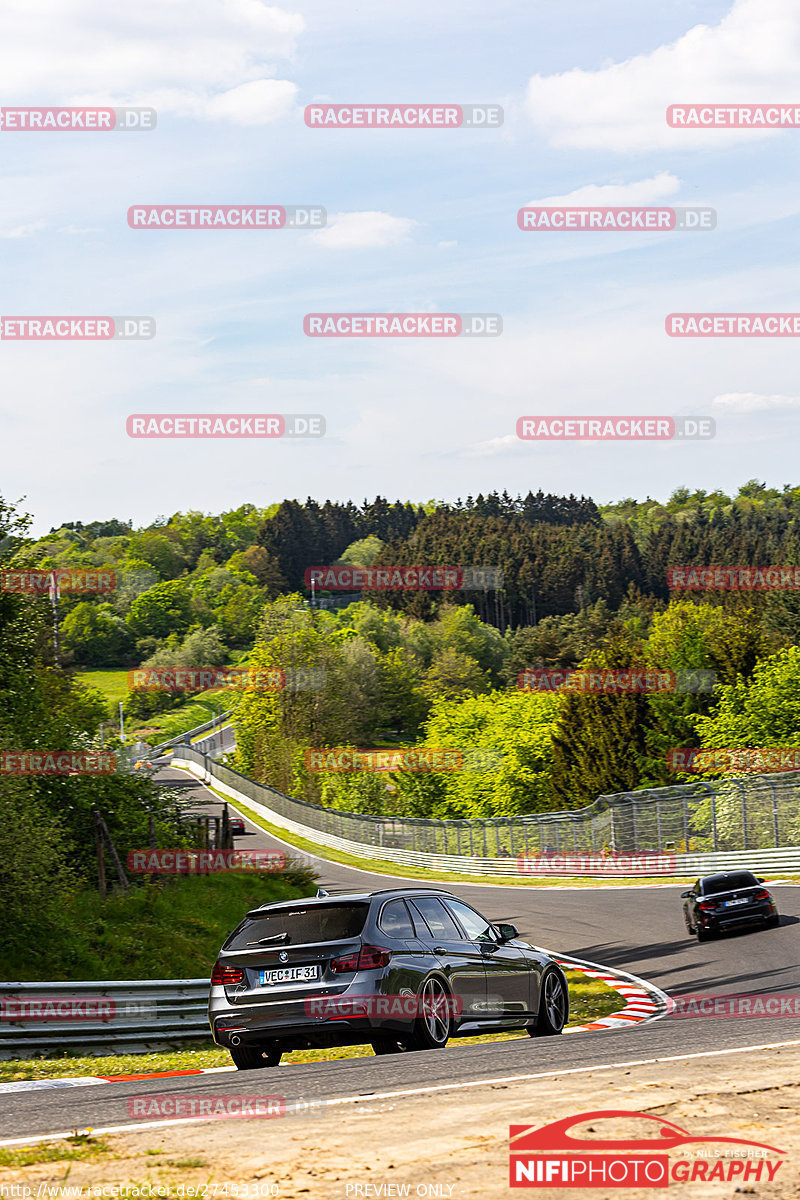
[703,872,759,895]
[226,903,368,949]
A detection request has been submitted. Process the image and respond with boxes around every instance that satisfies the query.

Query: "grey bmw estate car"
[209,887,569,1069]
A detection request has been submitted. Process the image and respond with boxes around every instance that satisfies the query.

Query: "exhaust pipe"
[230,1035,241,1046]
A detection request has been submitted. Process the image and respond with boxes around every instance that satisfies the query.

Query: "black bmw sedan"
[209,887,569,1069]
[682,871,780,941]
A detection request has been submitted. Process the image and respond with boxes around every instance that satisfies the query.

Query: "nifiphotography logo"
[509,1110,785,1187]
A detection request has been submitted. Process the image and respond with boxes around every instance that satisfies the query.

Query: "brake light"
[211,961,244,986]
[330,950,359,973]
[698,900,718,911]
[754,889,771,901]
[330,945,392,973]
[357,945,392,970]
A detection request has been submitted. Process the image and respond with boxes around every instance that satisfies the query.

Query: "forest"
[6,480,800,942]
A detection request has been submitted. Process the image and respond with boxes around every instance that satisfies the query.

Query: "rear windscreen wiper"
[246,932,290,946]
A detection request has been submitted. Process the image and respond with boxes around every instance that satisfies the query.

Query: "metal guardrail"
[148,711,232,759]
[0,979,211,1058]
[175,745,800,878]
[192,722,236,758]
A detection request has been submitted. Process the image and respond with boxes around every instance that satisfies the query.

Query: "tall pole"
[119,701,126,743]
[48,571,61,666]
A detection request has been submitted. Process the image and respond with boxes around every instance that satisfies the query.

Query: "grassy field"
[77,667,130,714]
[73,667,233,743]
[0,969,622,1083]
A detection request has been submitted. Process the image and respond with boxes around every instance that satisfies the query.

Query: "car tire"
[371,1037,411,1055]
[696,925,714,942]
[764,914,781,928]
[229,1044,282,1070]
[683,913,695,936]
[528,968,567,1037]
[405,975,453,1050]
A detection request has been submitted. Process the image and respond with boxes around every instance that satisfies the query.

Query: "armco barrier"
[148,711,232,759]
[0,957,666,1059]
[0,980,210,1058]
[174,747,800,877]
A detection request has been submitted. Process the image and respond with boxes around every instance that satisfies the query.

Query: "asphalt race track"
[1,762,798,1141]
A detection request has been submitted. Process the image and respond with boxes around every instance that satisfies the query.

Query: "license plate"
[725,897,749,907]
[258,965,319,986]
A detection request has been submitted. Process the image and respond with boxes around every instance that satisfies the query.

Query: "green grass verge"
[0,969,622,1083]
[4,871,316,982]
[192,778,698,889]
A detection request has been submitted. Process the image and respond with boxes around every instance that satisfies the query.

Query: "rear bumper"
[212,1014,394,1051]
[209,981,418,1049]
[699,902,775,930]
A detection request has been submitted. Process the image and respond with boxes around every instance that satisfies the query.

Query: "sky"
[2,0,800,534]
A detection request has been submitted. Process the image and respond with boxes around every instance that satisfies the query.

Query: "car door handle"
[433,946,446,954]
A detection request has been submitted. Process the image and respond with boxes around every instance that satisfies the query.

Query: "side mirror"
[495,923,518,943]
[680,891,692,899]
[757,878,765,884]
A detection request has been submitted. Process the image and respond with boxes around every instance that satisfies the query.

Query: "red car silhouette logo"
[510,1110,784,1155]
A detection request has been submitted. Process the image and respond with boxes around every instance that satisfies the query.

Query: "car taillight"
[698,900,718,911]
[330,945,392,973]
[357,945,392,970]
[330,950,360,973]
[754,889,771,901]
[211,961,244,986]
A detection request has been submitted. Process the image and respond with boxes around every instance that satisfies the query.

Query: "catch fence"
[172,746,800,875]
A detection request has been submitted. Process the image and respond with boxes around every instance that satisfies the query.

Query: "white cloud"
[203,78,297,123]
[524,0,800,151]
[0,222,45,238]
[713,391,800,411]
[462,434,520,458]
[0,1,304,125]
[530,172,681,207]
[311,211,417,251]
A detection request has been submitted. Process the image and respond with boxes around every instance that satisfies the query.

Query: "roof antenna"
[316,887,330,897]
